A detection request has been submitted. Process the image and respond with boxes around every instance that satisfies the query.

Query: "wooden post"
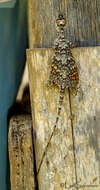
[8,115,36,190]
[27,0,100,189]
[27,47,100,190]
[27,0,100,48]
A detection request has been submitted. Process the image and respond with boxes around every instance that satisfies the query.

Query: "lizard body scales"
[37,14,79,174]
[48,14,79,125]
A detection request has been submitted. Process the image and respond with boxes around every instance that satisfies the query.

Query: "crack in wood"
[31,125,39,190]
[37,119,58,175]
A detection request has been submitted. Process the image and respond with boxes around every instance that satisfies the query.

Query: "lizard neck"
[57,26,65,40]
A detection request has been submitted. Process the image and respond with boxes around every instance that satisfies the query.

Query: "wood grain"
[27,47,100,190]
[27,49,77,190]
[72,47,100,186]
[8,115,36,190]
[27,0,100,48]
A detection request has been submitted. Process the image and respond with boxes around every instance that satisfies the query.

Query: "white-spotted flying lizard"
[37,14,79,174]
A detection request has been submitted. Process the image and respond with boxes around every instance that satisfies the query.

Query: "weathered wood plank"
[27,49,77,190]
[27,47,100,190]
[71,47,100,186]
[28,0,100,48]
[8,114,36,190]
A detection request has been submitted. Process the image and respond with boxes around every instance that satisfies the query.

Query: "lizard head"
[56,14,66,27]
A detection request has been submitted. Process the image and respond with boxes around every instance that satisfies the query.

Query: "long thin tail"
[56,87,65,125]
[37,87,65,175]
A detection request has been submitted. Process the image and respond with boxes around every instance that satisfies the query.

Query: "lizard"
[37,14,79,175]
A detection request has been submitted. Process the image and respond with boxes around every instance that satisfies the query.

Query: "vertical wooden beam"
[71,47,100,187]
[8,115,36,190]
[27,0,100,48]
[27,47,100,189]
[27,49,77,190]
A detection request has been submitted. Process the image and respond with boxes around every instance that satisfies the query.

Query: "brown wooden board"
[27,47,100,190]
[27,49,77,190]
[72,47,100,187]
[8,115,36,190]
[28,0,100,48]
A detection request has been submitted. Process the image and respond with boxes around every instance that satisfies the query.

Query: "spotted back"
[49,14,79,92]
